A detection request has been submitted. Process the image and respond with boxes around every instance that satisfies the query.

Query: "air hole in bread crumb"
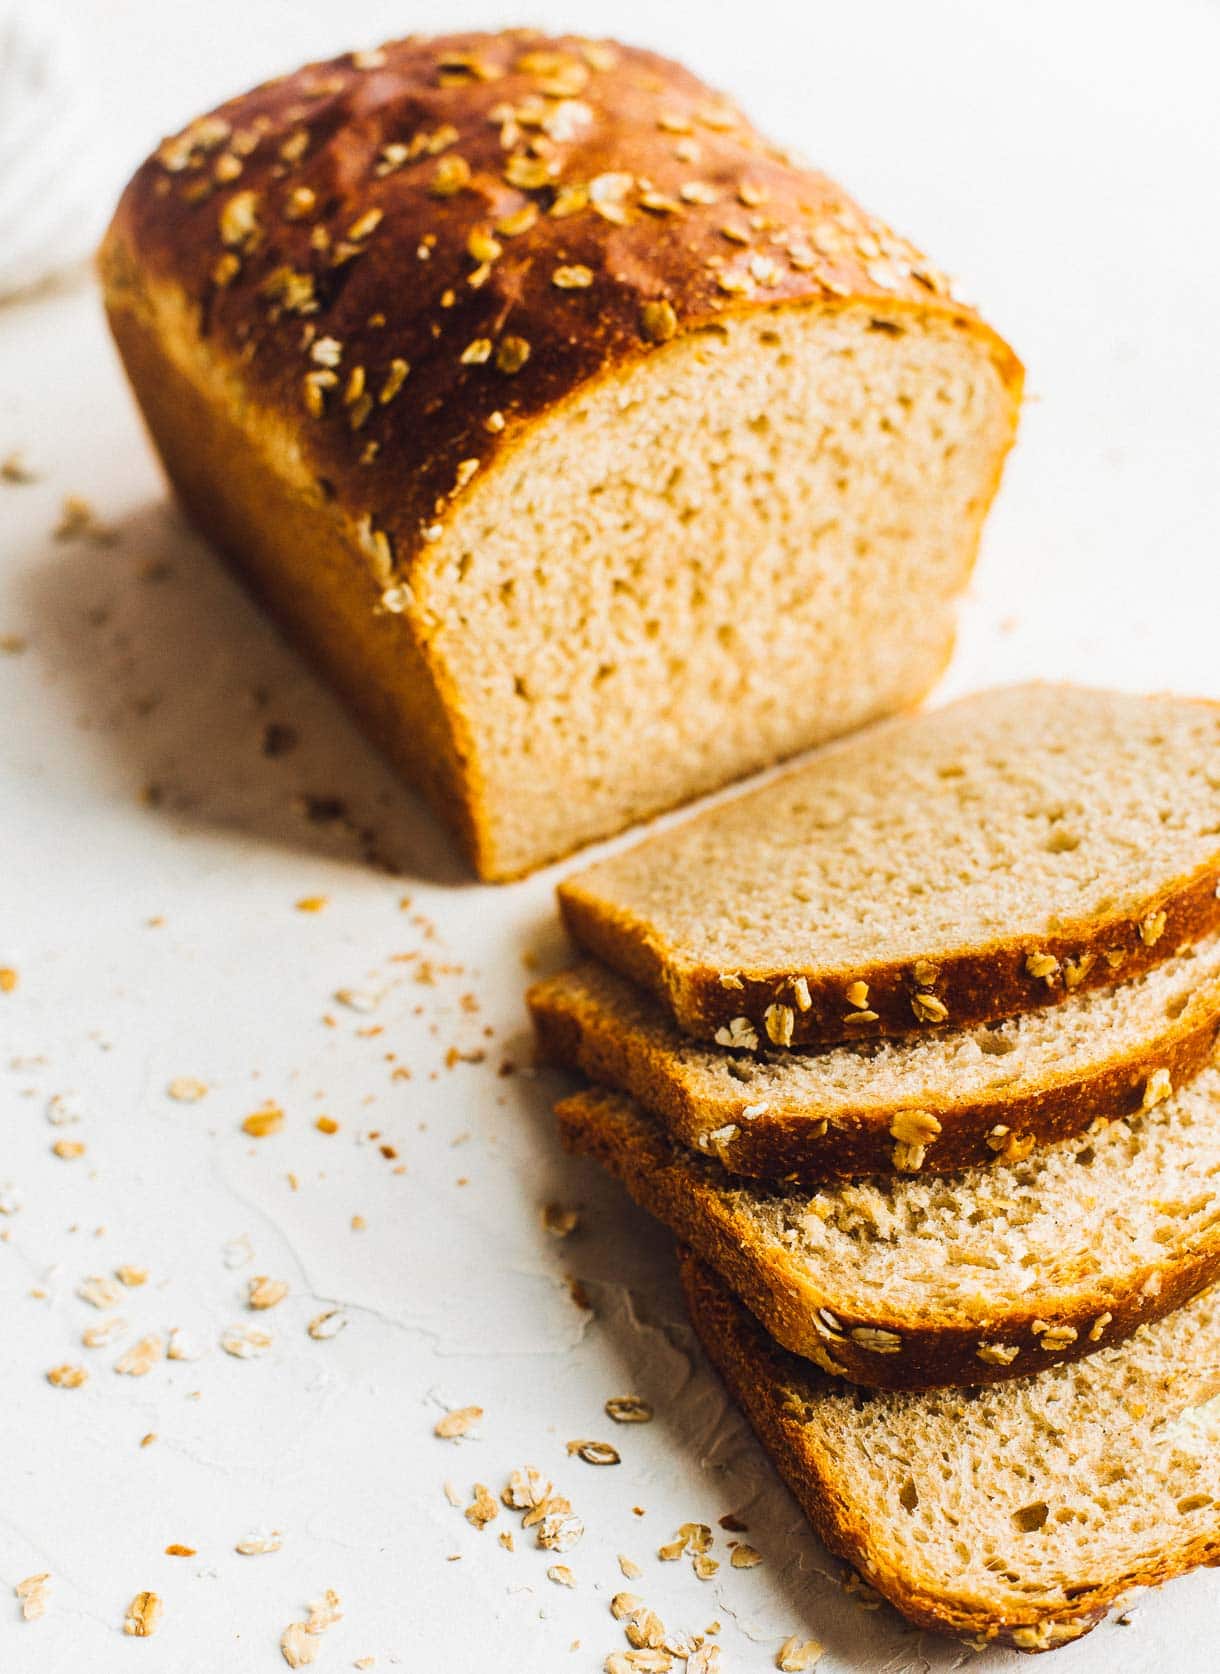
[1013,1502,1049,1533]
[899,1478,918,1512]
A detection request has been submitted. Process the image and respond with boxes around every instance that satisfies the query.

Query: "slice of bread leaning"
[681,1251,1220,1651]
[530,939,1220,1180]
[559,685,1220,1043]
[558,1066,1220,1389]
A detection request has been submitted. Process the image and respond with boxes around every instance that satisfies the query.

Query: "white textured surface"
[2,1,1219,1670]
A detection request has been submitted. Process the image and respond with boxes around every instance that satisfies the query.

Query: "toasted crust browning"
[558,687,1220,1041]
[100,29,1020,879]
[558,1084,1220,1390]
[681,1254,1220,1650]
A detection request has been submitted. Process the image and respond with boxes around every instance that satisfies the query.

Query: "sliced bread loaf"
[682,1251,1220,1650]
[558,685,1220,1043]
[558,1066,1220,1389]
[531,939,1220,1180]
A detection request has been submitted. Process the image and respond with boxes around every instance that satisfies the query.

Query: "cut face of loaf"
[558,1067,1220,1390]
[682,1253,1220,1650]
[99,29,1020,881]
[529,939,1220,1180]
[559,684,1220,1040]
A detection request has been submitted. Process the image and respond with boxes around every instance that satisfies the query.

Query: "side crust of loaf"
[529,960,1220,1180]
[558,1086,1220,1390]
[559,850,1220,1045]
[680,1253,1220,1650]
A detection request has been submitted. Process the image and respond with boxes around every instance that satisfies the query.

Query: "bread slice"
[558,1067,1220,1389]
[558,685,1220,1042]
[100,31,1021,882]
[681,1252,1220,1651]
[531,939,1220,1181]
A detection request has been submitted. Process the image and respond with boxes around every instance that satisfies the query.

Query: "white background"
[2,1,1218,1670]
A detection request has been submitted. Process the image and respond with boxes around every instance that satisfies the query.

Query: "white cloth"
[0,4,112,300]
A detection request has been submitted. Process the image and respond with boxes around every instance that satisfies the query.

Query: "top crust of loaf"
[99,29,1020,576]
[558,684,1220,1044]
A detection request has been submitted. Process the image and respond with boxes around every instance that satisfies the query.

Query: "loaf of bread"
[681,1251,1220,1650]
[531,939,1220,1179]
[100,29,1021,878]
[559,1070,1220,1389]
[559,685,1220,1039]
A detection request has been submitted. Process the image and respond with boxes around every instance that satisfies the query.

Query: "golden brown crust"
[558,853,1220,1044]
[559,1087,1220,1391]
[680,1252,1220,1649]
[100,29,1019,569]
[529,961,1220,1180]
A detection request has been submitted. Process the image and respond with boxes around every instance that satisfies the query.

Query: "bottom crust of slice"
[680,1251,1220,1651]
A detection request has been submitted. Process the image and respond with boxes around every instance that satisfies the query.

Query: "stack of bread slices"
[529,683,1220,1653]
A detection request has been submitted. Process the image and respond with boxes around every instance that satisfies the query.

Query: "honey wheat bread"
[100,29,1021,880]
[530,938,1220,1180]
[681,1252,1220,1651]
[558,685,1220,1041]
[559,1066,1220,1389]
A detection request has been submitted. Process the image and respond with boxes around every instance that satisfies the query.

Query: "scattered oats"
[242,1103,284,1138]
[248,1276,289,1310]
[0,1180,22,1214]
[498,1530,514,1551]
[776,1636,824,1671]
[165,1544,196,1557]
[0,966,18,991]
[763,1003,795,1047]
[1025,951,1060,982]
[52,1138,85,1160]
[1143,1067,1173,1109]
[911,992,949,1024]
[15,1572,50,1620]
[1063,952,1096,989]
[430,155,471,196]
[553,264,595,289]
[543,1202,580,1238]
[335,986,378,1014]
[116,1335,164,1376]
[538,1507,584,1552]
[351,1214,366,1232]
[167,1076,208,1103]
[115,1265,147,1288]
[618,1554,643,1580]
[379,359,409,403]
[308,1309,347,1340]
[1,451,38,484]
[611,1592,643,1620]
[46,1090,84,1126]
[714,1015,759,1051]
[82,1316,125,1348]
[547,1563,576,1587]
[658,1538,687,1562]
[567,1439,620,1466]
[123,1591,163,1638]
[54,495,118,544]
[626,1608,666,1649]
[606,1395,653,1424]
[849,1326,903,1354]
[504,1465,550,1509]
[221,1324,272,1359]
[307,1590,343,1633]
[1032,1321,1078,1352]
[692,1553,719,1580]
[435,1405,482,1440]
[47,1362,88,1389]
[1139,910,1168,947]
[236,1529,284,1555]
[296,895,328,913]
[315,1116,339,1135]
[976,1340,1022,1366]
[889,1109,941,1153]
[78,1274,122,1309]
[281,1622,321,1667]
[495,336,531,375]
[639,299,677,343]
[731,1544,763,1568]
[167,1327,201,1361]
[465,1483,499,1528]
